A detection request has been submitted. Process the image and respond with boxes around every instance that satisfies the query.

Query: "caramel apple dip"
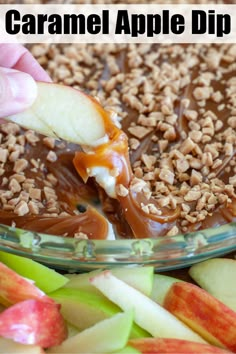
[1,41,236,240]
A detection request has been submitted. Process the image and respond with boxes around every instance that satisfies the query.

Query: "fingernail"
[7,70,38,107]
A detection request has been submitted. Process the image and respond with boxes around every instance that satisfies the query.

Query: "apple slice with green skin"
[189,258,236,312]
[163,282,236,352]
[90,271,206,343]
[0,338,45,354]
[0,262,53,306]
[0,299,67,347]
[0,250,68,293]
[49,287,150,339]
[150,274,182,305]
[129,338,232,354]
[48,310,133,354]
[65,266,154,297]
[6,82,106,146]
[49,287,120,331]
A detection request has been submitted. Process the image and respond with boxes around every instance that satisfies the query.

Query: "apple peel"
[0,262,54,306]
[164,282,236,352]
[0,299,67,348]
[129,338,233,354]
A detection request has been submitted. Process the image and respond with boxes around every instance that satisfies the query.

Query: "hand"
[0,44,51,118]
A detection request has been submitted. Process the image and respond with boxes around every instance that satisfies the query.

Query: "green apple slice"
[114,346,141,354]
[49,287,149,339]
[90,271,207,344]
[150,274,182,305]
[6,82,106,146]
[0,338,44,354]
[49,288,120,330]
[0,251,68,293]
[65,266,154,297]
[189,258,236,312]
[48,310,133,353]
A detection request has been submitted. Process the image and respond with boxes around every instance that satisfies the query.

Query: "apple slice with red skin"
[164,282,236,352]
[0,261,54,306]
[0,299,67,348]
[129,338,232,354]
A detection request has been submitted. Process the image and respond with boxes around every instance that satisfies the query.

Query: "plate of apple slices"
[0,250,235,353]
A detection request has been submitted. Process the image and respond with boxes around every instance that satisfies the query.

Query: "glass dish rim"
[0,221,235,272]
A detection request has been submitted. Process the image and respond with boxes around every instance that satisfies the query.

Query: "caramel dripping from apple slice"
[73,106,180,239]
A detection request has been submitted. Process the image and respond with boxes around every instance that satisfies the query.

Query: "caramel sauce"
[73,105,182,238]
[0,208,108,239]
[0,135,108,239]
[74,46,236,239]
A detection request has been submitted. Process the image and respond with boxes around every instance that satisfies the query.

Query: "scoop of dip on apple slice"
[6,82,180,238]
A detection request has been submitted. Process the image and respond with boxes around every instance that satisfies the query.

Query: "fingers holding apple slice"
[0,299,67,348]
[163,282,236,352]
[6,82,107,146]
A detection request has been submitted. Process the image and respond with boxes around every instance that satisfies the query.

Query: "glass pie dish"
[1,41,236,271]
[0,222,235,272]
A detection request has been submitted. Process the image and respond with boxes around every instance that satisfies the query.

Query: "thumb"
[0,67,37,118]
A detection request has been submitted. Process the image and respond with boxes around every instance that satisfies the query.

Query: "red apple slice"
[0,299,67,347]
[129,338,232,353]
[164,282,236,352]
[0,262,54,306]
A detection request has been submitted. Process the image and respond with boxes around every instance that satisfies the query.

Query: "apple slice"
[49,287,120,331]
[6,82,106,146]
[129,338,232,354]
[0,251,68,293]
[150,274,182,305]
[90,271,206,343]
[48,310,133,353]
[0,262,53,306]
[0,299,67,347]
[163,282,236,352]
[66,322,80,338]
[189,258,236,312]
[0,337,45,354]
[49,287,149,339]
[114,346,141,354]
[64,266,154,297]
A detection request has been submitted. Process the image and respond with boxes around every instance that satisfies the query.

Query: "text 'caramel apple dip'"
[1,43,236,240]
